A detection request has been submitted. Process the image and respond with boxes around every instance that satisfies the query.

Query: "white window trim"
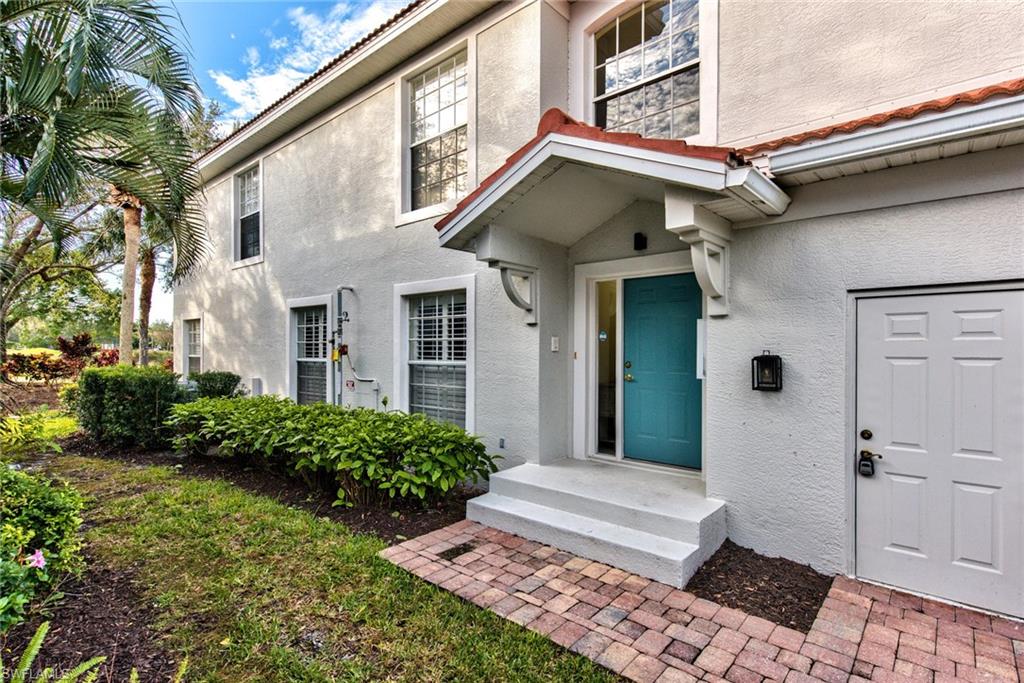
[232,160,265,268]
[392,274,476,431]
[285,294,336,404]
[182,316,203,378]
[394,41,477,227]
[569,0,719,146]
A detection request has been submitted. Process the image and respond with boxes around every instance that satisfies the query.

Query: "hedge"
[0,467,83,632]
[167,396,499,507]
[77,366,184,448]
[190,370,243,399]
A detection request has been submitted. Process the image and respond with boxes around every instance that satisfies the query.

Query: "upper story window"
[594,0,700,140]
[237,165,261,261]
[409,50,468,211]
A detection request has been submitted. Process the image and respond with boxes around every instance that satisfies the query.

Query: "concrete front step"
[467,460,727,587]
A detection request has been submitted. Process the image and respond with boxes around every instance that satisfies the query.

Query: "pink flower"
[26,549,45,569]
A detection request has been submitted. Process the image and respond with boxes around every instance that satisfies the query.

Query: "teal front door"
[622,273,702,468]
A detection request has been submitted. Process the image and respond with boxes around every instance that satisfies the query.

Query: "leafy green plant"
[0,621,104,682]
[190,371,244,399]
[167,397,499,507]
[0,468,83,631]
[0,412,63,460]
[77,366,184,449]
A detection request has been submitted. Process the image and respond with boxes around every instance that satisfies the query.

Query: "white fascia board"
[769,94,1024,176]
[438,134,786,246]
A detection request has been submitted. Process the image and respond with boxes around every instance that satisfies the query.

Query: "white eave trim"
[768,93,1024,176]
[437,133,789,246]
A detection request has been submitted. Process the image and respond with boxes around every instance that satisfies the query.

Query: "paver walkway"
[381,520,1024,682]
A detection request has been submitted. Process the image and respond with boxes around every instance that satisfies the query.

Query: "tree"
[1,196,120,374]
[0,0,209,365]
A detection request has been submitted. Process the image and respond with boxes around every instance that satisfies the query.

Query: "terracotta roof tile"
[435,108,741,231]
[739,77,1024,156]
[199,0,427,161]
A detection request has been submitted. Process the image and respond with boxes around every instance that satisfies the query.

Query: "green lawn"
[50,456,617,682]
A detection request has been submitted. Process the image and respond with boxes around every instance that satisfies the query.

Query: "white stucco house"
[175,0,1024,618]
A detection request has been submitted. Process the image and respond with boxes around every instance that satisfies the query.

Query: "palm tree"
[1,0,208,363]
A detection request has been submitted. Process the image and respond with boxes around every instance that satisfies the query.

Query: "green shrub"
[58,382,80,415]
[190,370,244,399]
[0,413,63,461]
[78,366,184,449]
[0,467,83,632]
[167,397,499,507]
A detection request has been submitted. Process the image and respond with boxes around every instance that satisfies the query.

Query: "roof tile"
[739,77,1024,156]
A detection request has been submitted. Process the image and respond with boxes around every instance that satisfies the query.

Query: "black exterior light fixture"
[752,350,783,391]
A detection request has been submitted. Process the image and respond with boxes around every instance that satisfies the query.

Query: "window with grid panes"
[295,306,328,404]
[237,166,260,259]
[407,291,467,427]
[409,50,468,210]
[594,0,700,140]
[185,319,201,376]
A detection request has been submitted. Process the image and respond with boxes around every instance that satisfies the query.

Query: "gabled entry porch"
[435,109,790,586]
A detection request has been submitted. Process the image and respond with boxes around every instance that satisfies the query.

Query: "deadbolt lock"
[624,361,632,368]
[860,429,873,440]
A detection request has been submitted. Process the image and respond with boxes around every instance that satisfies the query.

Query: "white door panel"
[856,289,1023,617]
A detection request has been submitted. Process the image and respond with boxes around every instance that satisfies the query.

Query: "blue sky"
[174,0,406,129]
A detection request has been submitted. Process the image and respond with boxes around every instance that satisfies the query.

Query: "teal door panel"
[623,273,702,468]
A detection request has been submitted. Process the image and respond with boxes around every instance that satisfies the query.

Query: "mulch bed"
[1,557,179,681]
[57,432,476,543]
[0,381,59,414]
[686,539,832,632]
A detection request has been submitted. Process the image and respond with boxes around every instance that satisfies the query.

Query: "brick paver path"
[381,520,1024,682]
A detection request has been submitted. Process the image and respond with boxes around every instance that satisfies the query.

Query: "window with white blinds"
[295,305,328,405]
[407,291,467,427]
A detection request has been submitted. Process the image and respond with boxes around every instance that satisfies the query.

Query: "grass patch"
[49,457,617,682]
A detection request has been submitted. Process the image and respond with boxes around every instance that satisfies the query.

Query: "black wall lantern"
[752,350,783,391]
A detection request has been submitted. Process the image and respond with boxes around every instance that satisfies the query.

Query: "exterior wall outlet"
[499,438,506,448]
[550,336,560,352]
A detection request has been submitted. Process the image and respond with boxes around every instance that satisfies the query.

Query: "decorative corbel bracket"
[489,261,538,326]
[665,185,733,317]
[474,225,540,326]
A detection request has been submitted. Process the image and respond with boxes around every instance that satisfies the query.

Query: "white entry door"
[856,289,1023,617]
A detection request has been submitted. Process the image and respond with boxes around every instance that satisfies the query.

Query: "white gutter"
[768,93,1024,176]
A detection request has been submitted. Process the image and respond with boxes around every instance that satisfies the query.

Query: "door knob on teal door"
[624,373,634,382]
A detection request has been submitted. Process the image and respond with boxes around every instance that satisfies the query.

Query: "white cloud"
[243,46,260,68]
[209,0,406,123]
